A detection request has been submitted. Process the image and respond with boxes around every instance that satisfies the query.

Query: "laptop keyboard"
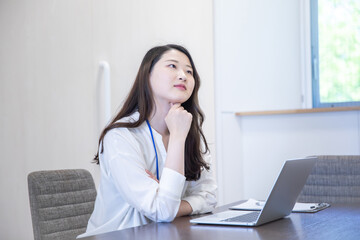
[221,211,260,223]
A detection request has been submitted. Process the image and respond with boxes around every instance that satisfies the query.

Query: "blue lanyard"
[146,120,159,180]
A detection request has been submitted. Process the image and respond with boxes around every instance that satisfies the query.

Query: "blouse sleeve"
[182,154,218,214]
[101,128,186,222]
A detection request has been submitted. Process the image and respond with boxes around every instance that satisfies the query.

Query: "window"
[311,0,360,107]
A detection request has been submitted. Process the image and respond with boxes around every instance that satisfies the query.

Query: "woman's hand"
[165,103,192,140]
[163,103,191,176]
[145,169,159,183]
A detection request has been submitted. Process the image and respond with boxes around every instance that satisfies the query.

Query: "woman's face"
[149,49,195,107]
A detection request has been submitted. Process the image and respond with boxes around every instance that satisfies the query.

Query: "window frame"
[310,0,360,108]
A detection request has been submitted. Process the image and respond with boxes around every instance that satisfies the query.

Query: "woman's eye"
[187,70,193,75]
[169,64,176,68]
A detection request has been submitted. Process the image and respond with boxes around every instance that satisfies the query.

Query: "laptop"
[190,157,317,226]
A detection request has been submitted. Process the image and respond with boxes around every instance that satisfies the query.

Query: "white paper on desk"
[229,198,328,213]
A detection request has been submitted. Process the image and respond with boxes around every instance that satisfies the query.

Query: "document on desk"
[229,198,330,213]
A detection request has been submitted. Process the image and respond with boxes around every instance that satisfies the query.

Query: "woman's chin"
[170,95,191,104]
[169,99,187,105]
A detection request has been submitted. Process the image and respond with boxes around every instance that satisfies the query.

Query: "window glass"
[312,0,360,107]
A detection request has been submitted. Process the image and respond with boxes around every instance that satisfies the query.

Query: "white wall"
[239,111,360,199]
[0,1,215,239]
[214,0,303,113]
[214,0,360,205]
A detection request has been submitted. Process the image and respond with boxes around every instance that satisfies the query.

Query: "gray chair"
[298,155,360,203]
[28,169,96,240]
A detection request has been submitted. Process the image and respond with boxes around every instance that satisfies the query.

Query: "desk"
[82,201,360,240]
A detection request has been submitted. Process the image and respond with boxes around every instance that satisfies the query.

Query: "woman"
[78,44,217,238]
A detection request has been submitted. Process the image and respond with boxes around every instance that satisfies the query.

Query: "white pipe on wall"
[98,61,111,126]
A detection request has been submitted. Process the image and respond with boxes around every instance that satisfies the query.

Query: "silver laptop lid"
[256,157,317,225]
[190,157,317,226]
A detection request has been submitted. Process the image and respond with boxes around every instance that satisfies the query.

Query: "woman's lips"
[174,84,186,90]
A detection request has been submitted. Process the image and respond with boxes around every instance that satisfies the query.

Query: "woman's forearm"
[164,136,186,175]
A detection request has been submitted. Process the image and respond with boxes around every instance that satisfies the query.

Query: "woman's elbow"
[155,206,178,222]
[140,201,179,222]
[202,194,217,213]
[155,214,176,222]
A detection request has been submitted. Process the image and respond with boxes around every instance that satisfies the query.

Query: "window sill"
[235,106,360,116]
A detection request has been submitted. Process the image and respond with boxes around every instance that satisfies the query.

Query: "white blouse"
[78,112,217,238]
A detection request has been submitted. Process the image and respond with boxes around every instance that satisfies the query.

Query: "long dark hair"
[94,44,209,181]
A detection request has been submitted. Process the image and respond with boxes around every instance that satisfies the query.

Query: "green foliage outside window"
[318,0,360,104]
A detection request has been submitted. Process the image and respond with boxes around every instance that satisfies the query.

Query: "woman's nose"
[178,70,187,81]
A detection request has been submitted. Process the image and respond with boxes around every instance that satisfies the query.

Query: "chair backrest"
[298,155,360,203]
[28,169,96,240]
